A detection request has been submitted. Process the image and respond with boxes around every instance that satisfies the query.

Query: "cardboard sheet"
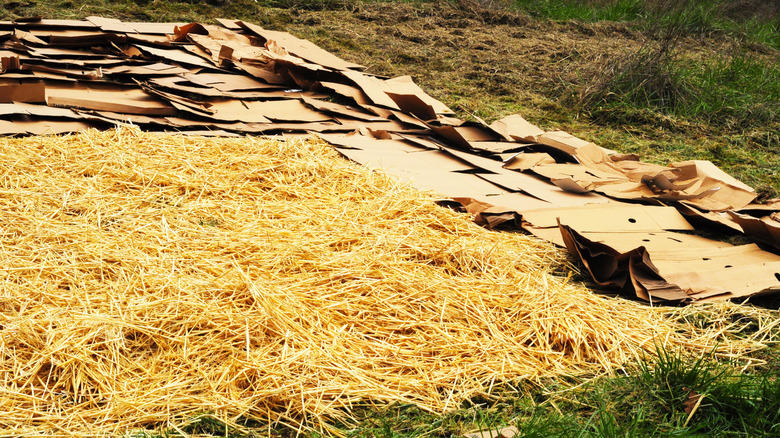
[46,83,176,115]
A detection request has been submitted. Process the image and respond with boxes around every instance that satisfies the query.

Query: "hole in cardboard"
[642,239,650,242]
[703,258,711,261]
[628,218,637,223]
[775,273,780,282]
[725,265,733,268]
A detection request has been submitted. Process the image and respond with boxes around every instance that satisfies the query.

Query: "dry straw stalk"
[0,127,770,435]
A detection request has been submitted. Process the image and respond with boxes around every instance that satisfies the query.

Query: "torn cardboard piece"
[728,211,780,250]
[558,224,780,302]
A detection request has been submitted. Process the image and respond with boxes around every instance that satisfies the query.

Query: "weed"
[636,347,724,416]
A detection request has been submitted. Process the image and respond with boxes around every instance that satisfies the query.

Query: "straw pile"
[0,128,763,435]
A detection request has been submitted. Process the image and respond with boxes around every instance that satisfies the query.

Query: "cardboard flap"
[430,125,499,149]
[134,44,215,69]
[314,81,371,106]
[301,96,383,122]
[340,69,401,110]
[489,114,544,142]
[663,161,757,211]
[466,141,526,154]
[503,152,556,170]
[386,92,436,121]
[559,223,631,289]
[728,211,780,249]
[86,16,185,35]
[383,75,453,115]
[537,130,595,155]
[237,21,363,71]
[676,201,744,233]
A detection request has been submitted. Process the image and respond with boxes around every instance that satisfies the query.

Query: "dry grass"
[0,128,770,435]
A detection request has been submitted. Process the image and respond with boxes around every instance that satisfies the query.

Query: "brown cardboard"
[1,101,80,118]
[103,63,188,76]
[469,192,553,213]
[537,130,595,155]
[386,92,436,121]
[0,118,32,134]
[301,96,384,122]
[182,72,281,91]
[3,19,98,29]
[383,75,453,115]
[738,199,780,212]
[728,211,780,249]
[86,16,185,35]
[13,119,95,135]
[319,132,507,197]
[215,19,242,31]
[340,70,402,110]
[237,21,363,71]
[0,80,45,102]
[489,114,545,142]
[313,81,371,106]
[430,125,498,149]
[46,83,176,115]
[503,153,556,170]
[557,213,780,302]
[23,62,102,80]
[27,46,108,59]
[387,110,429,129]
[522,205,694,232]
[134,44,215,69]
[466,141,527,154]
[186,32,268,65]
[234,63,287,85]
[436,145,611,207]
[665,160,757,211]
[676,201,744,233]
[614,159,677,182]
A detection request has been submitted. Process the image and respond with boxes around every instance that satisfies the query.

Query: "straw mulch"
[0,128,769,435]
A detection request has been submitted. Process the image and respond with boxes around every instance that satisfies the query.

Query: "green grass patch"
[682,54,780,126]
[137,346,780,437]
[511,0,780,49]
[513,0,645,22]
[584,47,780,130]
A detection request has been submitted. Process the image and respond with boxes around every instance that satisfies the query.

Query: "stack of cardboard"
[1,16,778,302]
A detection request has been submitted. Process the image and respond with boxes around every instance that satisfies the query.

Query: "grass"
[337,346,780,437]
[582,43,780,129]
[131,346,780,437]
[512,0,780,49]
